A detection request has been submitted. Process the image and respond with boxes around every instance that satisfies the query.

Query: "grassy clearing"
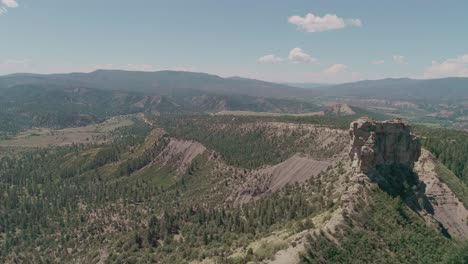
[134,164,177,188]
[94,115,135,132]
[253,240,288,261]
[0,115,134,147]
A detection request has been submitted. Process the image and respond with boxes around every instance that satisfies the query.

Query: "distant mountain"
[3,71,467,102]
[282,82,334,89]
[0,70,322,133]
[0,70,317,99]
[319,77,468,101]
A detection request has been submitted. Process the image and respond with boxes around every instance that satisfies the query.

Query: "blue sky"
[1,0,468,83]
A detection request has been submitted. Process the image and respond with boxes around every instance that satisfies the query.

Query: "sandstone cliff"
[349,116,421,173]
[348,116,467,240]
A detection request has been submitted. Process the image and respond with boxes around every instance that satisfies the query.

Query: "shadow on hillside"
[369,164,451,238]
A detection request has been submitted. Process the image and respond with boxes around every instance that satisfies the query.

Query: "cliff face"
[349,117,421,173]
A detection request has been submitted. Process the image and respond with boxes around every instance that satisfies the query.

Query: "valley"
[3,2,468,263]
[0,115,134,148]
[309,78,468,131]
[0,71,467,264]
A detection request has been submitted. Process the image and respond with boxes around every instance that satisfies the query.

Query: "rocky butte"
[346,116,468,240]
[349,116,421,173]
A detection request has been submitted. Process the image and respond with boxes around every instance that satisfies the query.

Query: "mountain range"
[0,70,467,133]
[3,70,468,101]
[318,77,468,101]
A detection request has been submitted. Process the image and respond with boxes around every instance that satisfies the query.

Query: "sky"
[1,0,468,83]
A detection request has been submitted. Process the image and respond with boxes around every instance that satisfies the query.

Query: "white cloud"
[324,64,348,75]
[393,55,405,64]
[0,6,7,14]
[288,12,362,33]
[372,60,385,65]
[257,54,283,63]
[288,48,316,63]
[347,18,362,27]
[423,54,468,78]
[2,0,18,8]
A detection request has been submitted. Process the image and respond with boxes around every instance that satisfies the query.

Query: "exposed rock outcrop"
[325,103,356,116]
[230,154,331,205]
[267,118,467,262]
[155,139,206,174]
[349,116,421,173]
[348,117,467,240]
[415,149,468,240]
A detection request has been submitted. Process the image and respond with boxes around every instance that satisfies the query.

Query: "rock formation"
[325,103,356,116]
[349,116,421,173]
[415,149,468,240]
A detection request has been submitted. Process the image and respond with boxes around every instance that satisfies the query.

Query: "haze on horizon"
[1,0,468,83]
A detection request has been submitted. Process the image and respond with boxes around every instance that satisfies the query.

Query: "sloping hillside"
[1,115,467,263]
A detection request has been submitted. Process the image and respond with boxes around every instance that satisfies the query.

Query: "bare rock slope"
[231,154,332,205]
[325,103,356,116]
[415,149,468,240]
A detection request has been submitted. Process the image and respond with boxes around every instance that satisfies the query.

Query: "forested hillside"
[0,70,318,99]
[0,116,344,262]
[1,114,467,263]
[0,82,321,136]
[418,127,468,184]
[301,189,467,263]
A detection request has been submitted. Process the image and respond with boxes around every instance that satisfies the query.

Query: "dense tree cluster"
[0,121,153,259]
[418,127,468,184]
[301,189,468,264]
